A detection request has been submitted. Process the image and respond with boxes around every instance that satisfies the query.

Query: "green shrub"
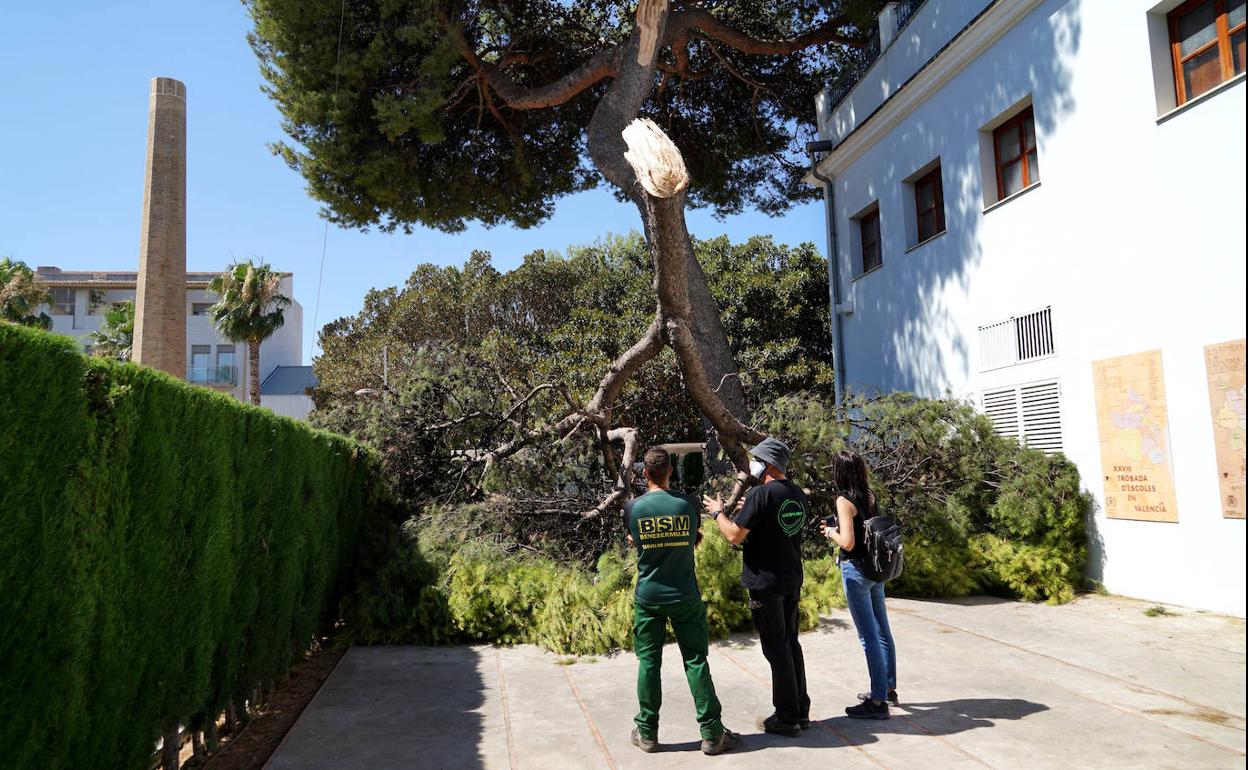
[342,388,1090,652]
[343,508,847,655]
[970,534,1078,604]
[889,539,981,599]
[756,391,1091,605]
[0,323,385,770]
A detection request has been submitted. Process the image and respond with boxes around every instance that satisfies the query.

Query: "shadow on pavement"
[813,616,852,632]
[655,724,867,754]
[825,698,1050,737]
[266,646,489,769]
[646,699,1048,756]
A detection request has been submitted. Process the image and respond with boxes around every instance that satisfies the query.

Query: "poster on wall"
[1204,339,1246,520]
[1091,350,1179,522]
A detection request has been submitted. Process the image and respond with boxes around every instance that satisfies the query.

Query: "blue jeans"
[841,559,897,702]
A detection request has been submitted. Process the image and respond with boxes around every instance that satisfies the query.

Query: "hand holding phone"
[820,515,839,542]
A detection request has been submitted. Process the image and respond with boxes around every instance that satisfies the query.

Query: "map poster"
[1092,350,1179,522]
[1204,339,1246,519]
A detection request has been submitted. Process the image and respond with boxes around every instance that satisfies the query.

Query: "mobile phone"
[823,515,838,530]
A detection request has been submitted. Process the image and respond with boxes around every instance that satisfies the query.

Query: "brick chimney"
[132,77,187,377]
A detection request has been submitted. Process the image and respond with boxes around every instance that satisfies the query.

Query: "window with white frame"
[982,380,1064,454]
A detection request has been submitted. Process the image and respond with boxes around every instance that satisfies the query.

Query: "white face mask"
[749,459,767,479]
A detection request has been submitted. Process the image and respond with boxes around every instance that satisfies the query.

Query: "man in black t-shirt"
[704,436,810,737]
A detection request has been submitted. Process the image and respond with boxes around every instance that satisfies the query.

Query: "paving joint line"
[562,664,618,769]
[901,608,1247,729]
[494,648,518,770]
[714,646,892,770]
[800,654,995,769]
[901,612,1246,757]
[258,646,351,770]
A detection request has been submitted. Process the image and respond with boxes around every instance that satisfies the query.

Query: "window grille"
[979,306,1055,371]
[981,380,1064,454]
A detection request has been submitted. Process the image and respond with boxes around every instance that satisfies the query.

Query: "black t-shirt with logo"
[735,479,808,596]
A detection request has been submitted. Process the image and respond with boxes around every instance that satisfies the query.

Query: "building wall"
[46,282,303,405]
[258,276,303,396]
[816,0,1246,615]
[260,394,314,421]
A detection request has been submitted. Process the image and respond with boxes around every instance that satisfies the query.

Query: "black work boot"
[756,714,802,736]
[845,699,890,720]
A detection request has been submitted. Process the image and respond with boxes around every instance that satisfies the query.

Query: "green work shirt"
[626,490,701,605]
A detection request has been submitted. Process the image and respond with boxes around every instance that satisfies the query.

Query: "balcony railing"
[187,364,238,386]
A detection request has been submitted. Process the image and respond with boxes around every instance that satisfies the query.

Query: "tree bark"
[160,727,180,770]
[584,1,749,432]
[472,1,771,515]
[249,339,261,406]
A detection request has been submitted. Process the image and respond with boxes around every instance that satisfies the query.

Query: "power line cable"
[307,0,348,363]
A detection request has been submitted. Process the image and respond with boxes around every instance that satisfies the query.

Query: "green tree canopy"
[251,0,877,512]
[0,258,51,330]
[247,0,880,233]
[314,232,832,446]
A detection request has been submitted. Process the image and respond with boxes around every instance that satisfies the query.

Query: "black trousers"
[749,588,809,724]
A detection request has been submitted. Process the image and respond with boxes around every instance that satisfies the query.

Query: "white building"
[810,0,1245,615]
[36,266,306,410]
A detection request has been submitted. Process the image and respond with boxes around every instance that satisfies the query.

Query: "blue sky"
[0,1,827,360]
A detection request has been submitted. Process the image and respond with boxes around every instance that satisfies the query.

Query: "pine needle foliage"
[0,324,387,770]
[756,391,1091,604]
[342,507,847,655]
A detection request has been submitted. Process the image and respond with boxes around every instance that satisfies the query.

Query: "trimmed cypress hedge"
[0,323,385,769]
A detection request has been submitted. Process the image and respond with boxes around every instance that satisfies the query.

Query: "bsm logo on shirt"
[639,515,691,535]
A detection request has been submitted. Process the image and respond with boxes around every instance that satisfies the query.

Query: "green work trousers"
[632,596,724,741]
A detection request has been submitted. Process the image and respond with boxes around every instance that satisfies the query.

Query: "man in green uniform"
[626,447,742,756]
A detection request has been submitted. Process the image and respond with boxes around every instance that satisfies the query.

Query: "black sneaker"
[756,714,802,736]
[630,727,658,753]
[798,718,811,730]
[845,699,890,720]
[858,689,899,706]
[701,728,743,755]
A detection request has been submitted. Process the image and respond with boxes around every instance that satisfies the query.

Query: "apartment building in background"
[36,266,312,416]
[810,0,1245,615]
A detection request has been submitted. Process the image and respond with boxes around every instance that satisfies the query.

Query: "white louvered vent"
[982,388,1021,440]
[981,380,1064,454]
[979,306,1056,371]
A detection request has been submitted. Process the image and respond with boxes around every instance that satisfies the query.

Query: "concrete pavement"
[267,595,1246,769]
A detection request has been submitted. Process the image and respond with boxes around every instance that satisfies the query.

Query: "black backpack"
[860,507,904,583]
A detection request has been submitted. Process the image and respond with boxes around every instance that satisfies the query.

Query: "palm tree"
[87,299,135,361]
[208,260,291,405]
[0,257,51,329]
